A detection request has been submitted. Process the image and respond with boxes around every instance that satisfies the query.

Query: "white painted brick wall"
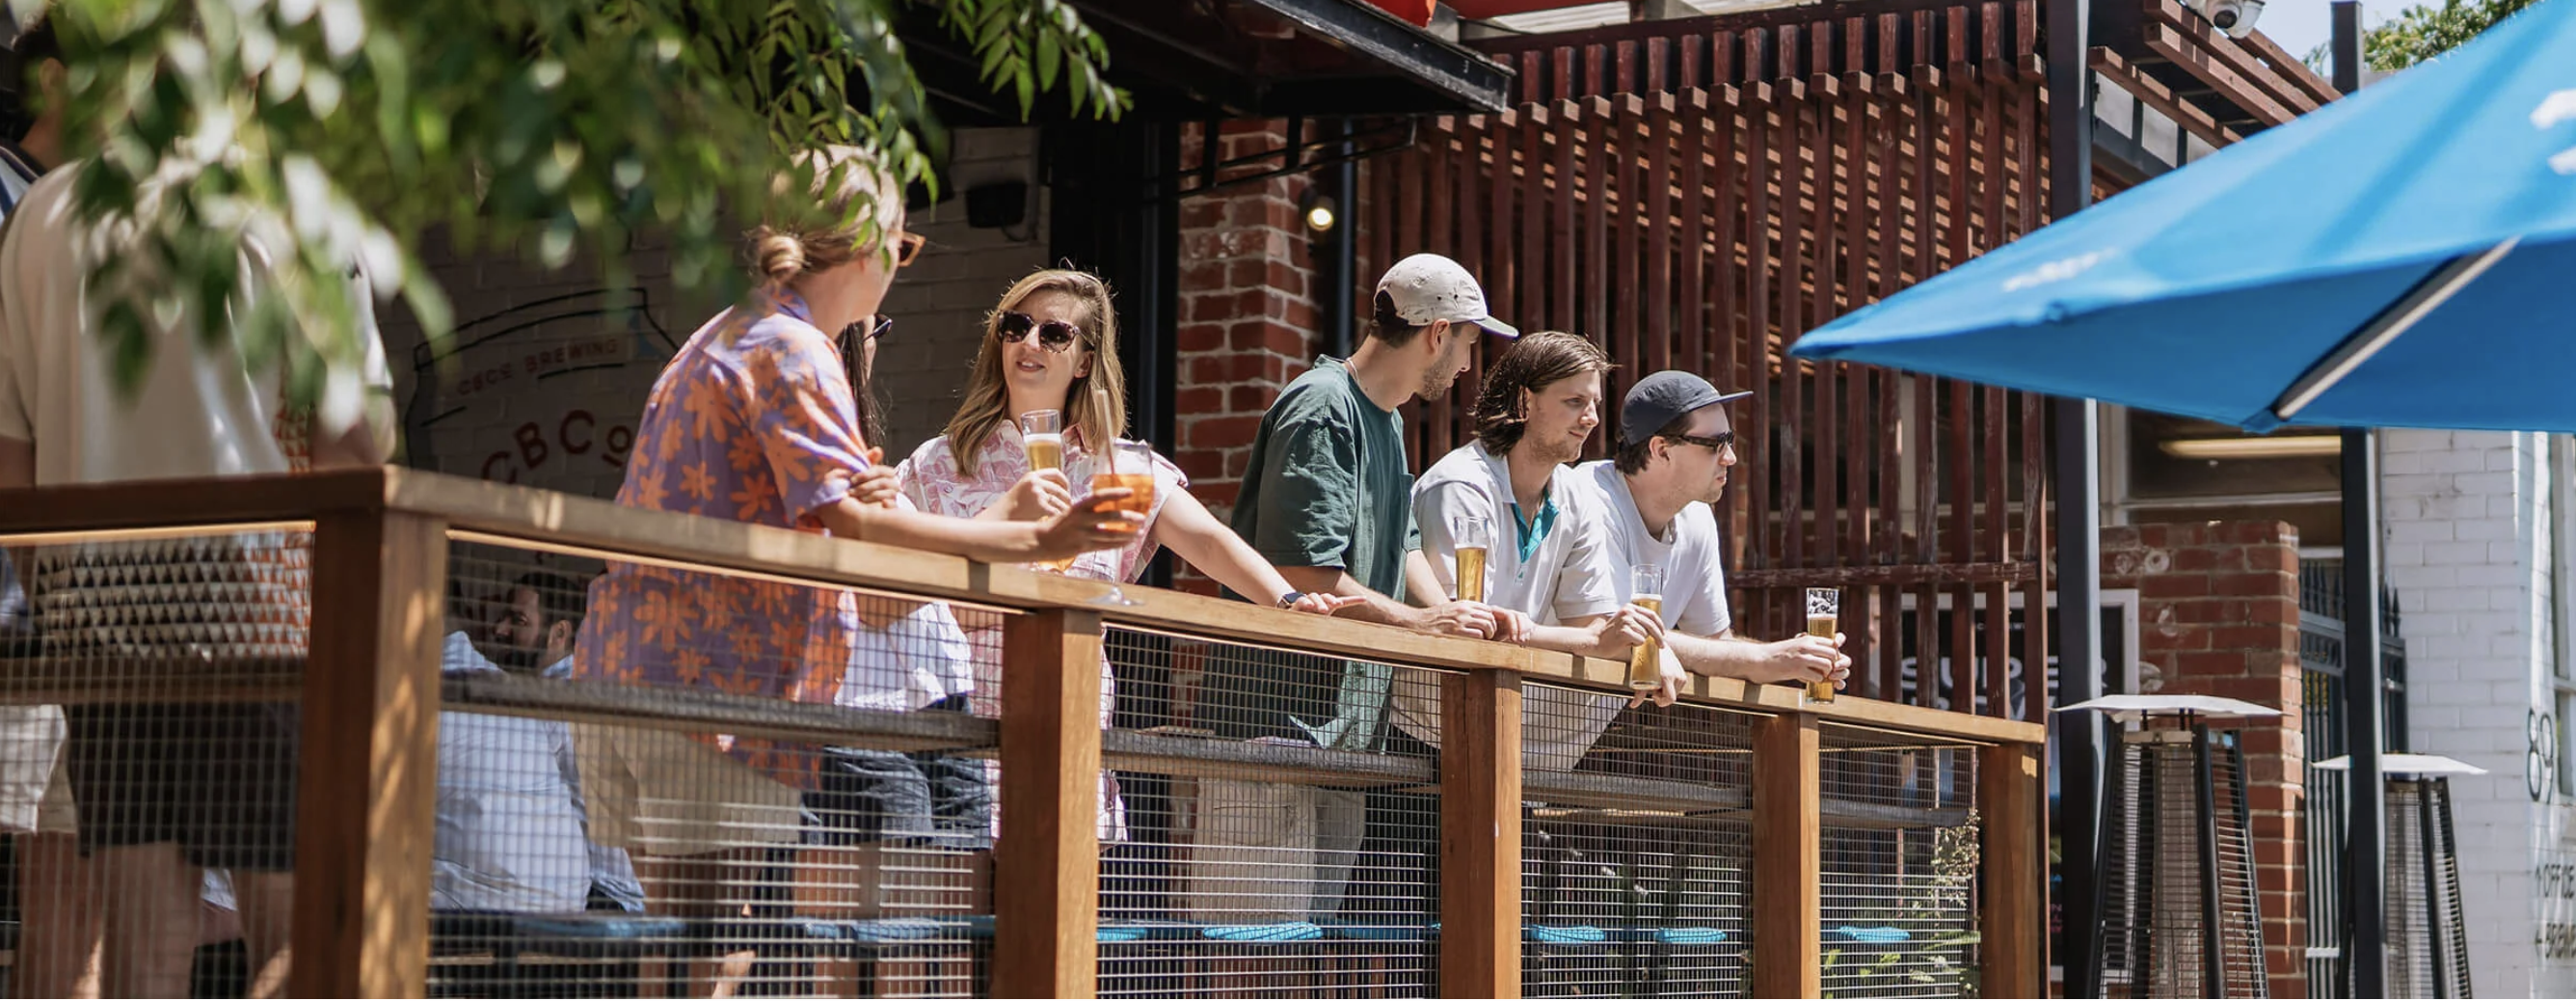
[382,128,1048,498]
[2383,428,2556,995]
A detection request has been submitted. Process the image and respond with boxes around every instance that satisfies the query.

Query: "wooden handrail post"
[1440,667,1523,999]
[1753,712,1822,999]
[292,508,446,998]
[1980,742,2045,997]
[995,608,1104,998]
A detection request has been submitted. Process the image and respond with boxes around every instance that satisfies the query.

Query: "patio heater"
[2316,753,2481,999]
[2061,695,2279,999]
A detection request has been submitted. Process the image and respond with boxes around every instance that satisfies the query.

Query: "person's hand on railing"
[1285,592,1365,616]
[1417,600,1499,639]
[1029,487,1145,559]
[850,449,901,508]
[1749,632,1851,689]
[1577,603,1664,660]
[1629,647,1688,710]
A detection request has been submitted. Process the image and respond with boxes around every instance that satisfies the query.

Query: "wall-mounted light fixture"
[2158,435,2342,460]
[1300,188,1338,234]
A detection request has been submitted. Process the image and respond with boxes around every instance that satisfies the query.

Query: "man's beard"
[1419,367,1460,400]
[486,639,550,672]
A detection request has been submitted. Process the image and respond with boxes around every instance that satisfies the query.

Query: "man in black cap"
[1566,371,1850,689]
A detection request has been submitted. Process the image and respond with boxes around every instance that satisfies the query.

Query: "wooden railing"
[0,467,2046,998]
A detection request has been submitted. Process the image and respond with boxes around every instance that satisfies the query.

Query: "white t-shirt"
[0,164,391,487]
[1568,461,1733,637]
[1396,442,1626,771]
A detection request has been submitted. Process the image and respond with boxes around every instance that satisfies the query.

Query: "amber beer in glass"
[1806,587,1839,703]
[1019,410,1063,471]
[1451,514,1491,603]
[1090,441,1157,530]
[1627,565,1667,691]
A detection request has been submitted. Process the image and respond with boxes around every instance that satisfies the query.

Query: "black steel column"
[2329,6,2387,994]
[2047,0,2104,992]
[1047,120,1182,585]
[1327,119,1358,360]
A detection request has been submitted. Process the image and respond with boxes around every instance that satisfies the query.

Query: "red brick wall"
[1170,121,1330,595]
[2100,520,2307,997]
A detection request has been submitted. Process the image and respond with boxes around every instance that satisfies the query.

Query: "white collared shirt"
[1395,442,1627,771]
[433,632,641,913]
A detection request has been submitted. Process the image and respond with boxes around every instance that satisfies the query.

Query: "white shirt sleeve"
[1409,476,1488,599]
[1550,492,1627,623]
[1674,506,1733,636]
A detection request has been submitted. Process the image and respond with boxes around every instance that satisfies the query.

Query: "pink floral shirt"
[897,425,1187,840]
[575,290,868,785]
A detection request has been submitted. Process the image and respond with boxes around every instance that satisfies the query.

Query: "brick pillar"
[2100,520,2308,997]
[1169,121,1328,595]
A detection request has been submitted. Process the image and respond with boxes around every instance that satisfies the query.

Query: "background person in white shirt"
[1401,332,1664,772]
[0,146,397,995]
[1570,371,1850,688]
[0,14,103,999]
[436,574,646,915]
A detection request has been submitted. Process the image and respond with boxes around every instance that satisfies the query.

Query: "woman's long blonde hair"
[944,269,1126,477]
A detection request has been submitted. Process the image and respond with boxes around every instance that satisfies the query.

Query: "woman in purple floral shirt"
[574,153,1139,948]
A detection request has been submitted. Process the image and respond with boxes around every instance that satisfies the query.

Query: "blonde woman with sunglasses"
[897,269,1355,840]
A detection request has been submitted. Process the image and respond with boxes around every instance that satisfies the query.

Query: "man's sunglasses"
[892,231,926,268]
[995,311,1083,351]
[1663,430,1736,452]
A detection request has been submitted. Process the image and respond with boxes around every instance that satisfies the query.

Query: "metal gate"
[2299,556,2410,999]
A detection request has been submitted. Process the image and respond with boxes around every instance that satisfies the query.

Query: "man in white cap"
[1204,253,1522,924]
[1569,370,1850,687]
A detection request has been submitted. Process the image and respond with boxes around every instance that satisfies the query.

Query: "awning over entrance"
[908,0,1514,122]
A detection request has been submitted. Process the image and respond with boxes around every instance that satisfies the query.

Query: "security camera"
[2187,0,2266,38]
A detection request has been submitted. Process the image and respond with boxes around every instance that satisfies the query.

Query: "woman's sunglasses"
[838,315,894,348]
[995,311,1083,351]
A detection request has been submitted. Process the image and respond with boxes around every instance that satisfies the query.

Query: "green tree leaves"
[27,0,1128,421]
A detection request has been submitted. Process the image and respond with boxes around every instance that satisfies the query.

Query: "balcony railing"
[0,467,2044,998]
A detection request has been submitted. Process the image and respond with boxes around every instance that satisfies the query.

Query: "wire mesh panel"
[1520,689,1754,999]
[0,526,311,997]
[2384,777,2472,1000]
[432,539,1002,997]
[1817,722,1982,999]
[2095,727,2271,999]
[1102,626,1445,999]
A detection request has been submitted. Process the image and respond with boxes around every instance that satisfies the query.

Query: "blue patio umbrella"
[1789,0,2576,431]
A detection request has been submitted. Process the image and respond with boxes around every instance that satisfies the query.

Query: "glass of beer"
[1089,441,1157,531]
[1627,565,1666,691]
[1805,587,1839,704]
[1019,410,1063,471]
[1451,514,1491,603]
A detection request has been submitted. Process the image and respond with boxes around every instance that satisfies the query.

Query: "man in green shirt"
[1212,253,1522,924]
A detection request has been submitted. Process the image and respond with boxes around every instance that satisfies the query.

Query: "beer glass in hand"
[1451,513,1491,603]
[1805,587,1839,704]
[1627,565,1666,692]
[1089,441,1157,530]
[1019,410,1063,470]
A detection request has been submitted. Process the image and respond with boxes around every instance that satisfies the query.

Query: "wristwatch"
[1276,591,1308,609]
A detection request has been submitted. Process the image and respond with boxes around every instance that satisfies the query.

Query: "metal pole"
[2330,9,2387,995]
[2194,724,2229,999]
[1329,119,1358,360]
[2047,0,2102,989]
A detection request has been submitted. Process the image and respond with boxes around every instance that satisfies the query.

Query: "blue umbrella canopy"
[1790,0,2576,432]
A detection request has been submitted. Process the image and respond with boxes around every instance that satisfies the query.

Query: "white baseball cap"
[1375,254,1519,338]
